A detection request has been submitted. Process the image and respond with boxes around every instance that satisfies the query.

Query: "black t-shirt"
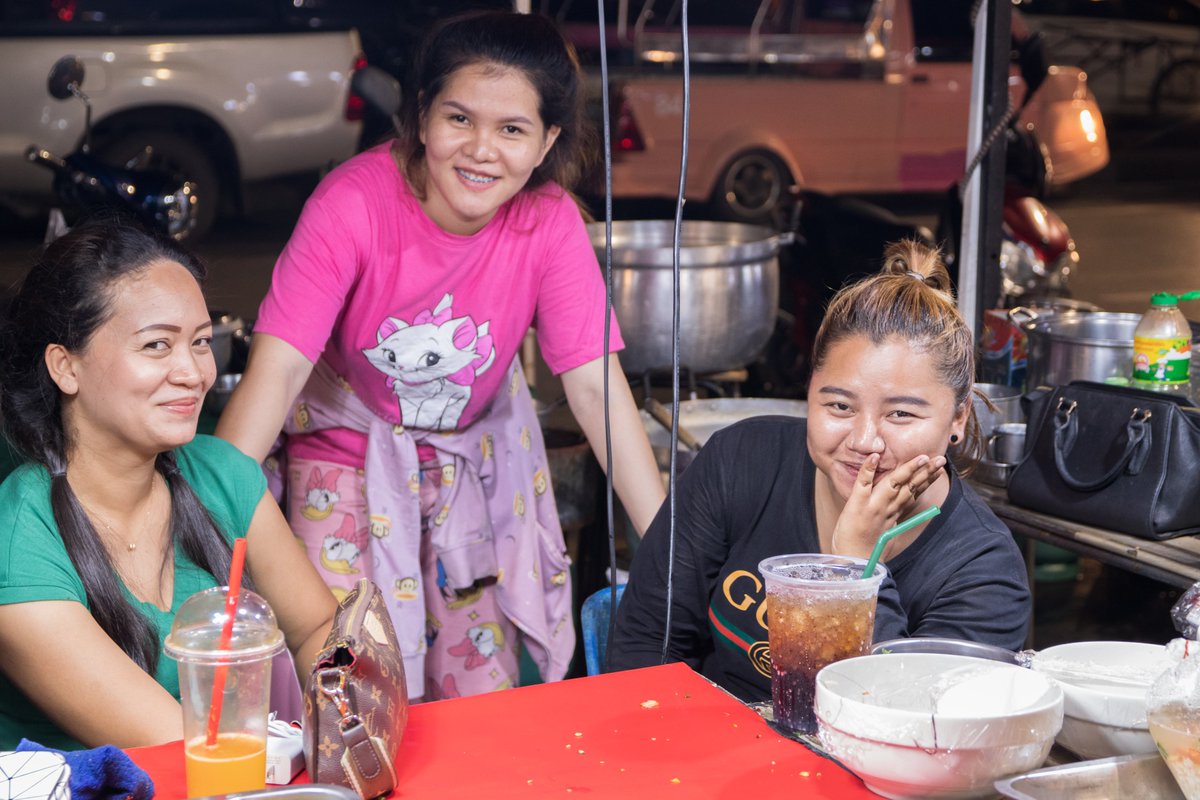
[608,416,1031,702]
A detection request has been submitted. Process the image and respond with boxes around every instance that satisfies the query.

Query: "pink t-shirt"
[256,143,623,465]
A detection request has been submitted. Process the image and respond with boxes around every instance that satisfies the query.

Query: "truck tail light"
[345,54,368,122]
[615,96,645,153]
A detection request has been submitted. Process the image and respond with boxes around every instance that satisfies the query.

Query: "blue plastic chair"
[581,584,627,676]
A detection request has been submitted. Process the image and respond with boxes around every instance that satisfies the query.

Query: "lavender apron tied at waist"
[281,357,575,697]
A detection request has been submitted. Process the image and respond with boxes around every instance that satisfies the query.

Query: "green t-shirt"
[0,435,267,750]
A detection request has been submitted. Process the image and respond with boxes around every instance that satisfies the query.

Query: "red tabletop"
[128,662,875,799]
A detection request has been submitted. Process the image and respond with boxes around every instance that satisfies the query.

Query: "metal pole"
[960,0,1010,341]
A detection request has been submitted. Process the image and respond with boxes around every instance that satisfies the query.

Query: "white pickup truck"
[0,2,366,240]
[577,0,1109,222]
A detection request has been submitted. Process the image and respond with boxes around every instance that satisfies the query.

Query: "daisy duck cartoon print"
[362,293,496,430]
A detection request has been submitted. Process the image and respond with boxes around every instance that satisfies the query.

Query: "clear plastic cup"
[164,585,285,798]
[759,554,886,735]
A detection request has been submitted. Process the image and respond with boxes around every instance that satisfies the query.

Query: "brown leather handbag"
[304,579,408,799]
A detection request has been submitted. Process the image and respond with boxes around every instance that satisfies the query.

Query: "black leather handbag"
[1007,381,1200,540]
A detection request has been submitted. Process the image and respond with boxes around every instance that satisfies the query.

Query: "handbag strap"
[317,666,397,799]
[1052,397,1154,492]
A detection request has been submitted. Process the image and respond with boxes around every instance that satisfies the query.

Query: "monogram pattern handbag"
[304,579,408,799]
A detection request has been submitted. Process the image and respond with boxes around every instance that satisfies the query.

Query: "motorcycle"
[25,56,198,243]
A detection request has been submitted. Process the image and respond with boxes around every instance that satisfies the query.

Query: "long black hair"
[394,10,592,195]
[0,217,235,673]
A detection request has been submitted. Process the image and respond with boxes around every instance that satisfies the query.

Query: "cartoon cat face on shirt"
[362,292,495,389]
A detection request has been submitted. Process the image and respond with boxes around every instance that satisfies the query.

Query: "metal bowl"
[871,637,1022,665]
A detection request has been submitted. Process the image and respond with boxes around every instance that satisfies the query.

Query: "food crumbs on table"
[578,750,586,755]
[574,732,583,737]
[641,699,659,709]
[800,771,810,778]
[670,778,681,784]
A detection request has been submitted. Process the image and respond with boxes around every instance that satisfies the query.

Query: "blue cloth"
[16,739,154,800]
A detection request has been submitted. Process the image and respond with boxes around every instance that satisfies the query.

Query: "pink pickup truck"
[586,0,1109,221]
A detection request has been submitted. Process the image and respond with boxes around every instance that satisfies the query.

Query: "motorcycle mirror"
[47,56,85,101]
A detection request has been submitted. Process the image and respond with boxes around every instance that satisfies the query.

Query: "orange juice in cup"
[164,585,285,798]
[185,732,268,797]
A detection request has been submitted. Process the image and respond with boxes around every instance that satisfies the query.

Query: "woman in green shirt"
[0,218,337,749]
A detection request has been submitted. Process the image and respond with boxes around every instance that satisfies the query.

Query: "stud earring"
[949,434,960,444]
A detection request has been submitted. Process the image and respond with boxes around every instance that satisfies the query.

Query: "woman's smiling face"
[418,62,560,235]
[55,259,215,459]
[806,333,968,505]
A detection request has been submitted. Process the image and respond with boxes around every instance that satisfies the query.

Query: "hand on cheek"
[830,452,947,559]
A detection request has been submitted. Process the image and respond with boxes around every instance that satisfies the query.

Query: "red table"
[128,662,876,799]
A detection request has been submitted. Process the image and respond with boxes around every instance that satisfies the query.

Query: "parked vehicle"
[583,0,1110,223]
[26,56,199,241]
[0,0,366,241]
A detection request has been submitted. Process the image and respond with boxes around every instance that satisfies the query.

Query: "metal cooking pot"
[973,383,1023,439]
[639,397,807,473]
[588,221,782,375]
[210,311,246,376]
[1022,312,1141,388]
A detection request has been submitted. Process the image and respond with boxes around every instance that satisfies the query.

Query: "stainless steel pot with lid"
[589,221,782,375]
[1020,312,1142,388]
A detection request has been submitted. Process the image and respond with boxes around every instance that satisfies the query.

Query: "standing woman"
[608,241,1031,701]
[0,220,336,749]
[217,11,664,701]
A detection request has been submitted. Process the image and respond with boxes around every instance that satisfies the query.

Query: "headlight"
[998,237,1045,297]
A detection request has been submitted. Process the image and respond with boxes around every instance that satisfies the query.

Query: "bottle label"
[1133,336,1192,384]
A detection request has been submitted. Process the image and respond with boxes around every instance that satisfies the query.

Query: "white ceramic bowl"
[1029,640,1172,760]
[816,653,1063,800]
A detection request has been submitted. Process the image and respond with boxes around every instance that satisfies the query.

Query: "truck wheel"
[711,150,792,224]
[96,130,220,243]
[1151,58,1200,119]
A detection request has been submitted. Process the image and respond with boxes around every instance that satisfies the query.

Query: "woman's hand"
[830,452,947,559]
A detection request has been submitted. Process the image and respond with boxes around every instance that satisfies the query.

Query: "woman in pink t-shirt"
[217,11,664,700]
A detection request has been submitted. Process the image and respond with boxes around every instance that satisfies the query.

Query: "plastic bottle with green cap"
[1132,290,1200,401]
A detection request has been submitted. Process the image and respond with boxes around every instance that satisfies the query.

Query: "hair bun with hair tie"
[905,270,925,282]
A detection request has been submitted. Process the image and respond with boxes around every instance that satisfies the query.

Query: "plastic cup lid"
[163,585,285,663]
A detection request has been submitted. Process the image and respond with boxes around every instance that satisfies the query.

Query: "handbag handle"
[1052,398,1153,492]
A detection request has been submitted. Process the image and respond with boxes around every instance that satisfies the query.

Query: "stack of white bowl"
[1029,640,1174,760]
[816,653,1064,799]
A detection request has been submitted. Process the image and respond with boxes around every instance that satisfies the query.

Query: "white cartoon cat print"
[362,293,496,430]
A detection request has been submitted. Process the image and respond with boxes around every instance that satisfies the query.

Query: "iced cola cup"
[164,585,285,798]
[759,554,886,735]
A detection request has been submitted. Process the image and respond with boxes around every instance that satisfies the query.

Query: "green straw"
[861,506,941,578]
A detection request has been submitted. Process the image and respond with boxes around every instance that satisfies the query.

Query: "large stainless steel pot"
[588,221,781,375]
[1023,312,1141,388]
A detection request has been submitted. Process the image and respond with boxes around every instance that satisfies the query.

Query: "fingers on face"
[857,453,881,488]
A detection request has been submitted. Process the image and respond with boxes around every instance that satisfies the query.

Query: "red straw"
[205,537,248,747]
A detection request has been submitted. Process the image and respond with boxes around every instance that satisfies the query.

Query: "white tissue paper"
[0,751,71,800]
[266,714,305,785]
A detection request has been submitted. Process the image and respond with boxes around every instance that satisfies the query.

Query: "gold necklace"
[83,477,166,554]
[90,514,139,552]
